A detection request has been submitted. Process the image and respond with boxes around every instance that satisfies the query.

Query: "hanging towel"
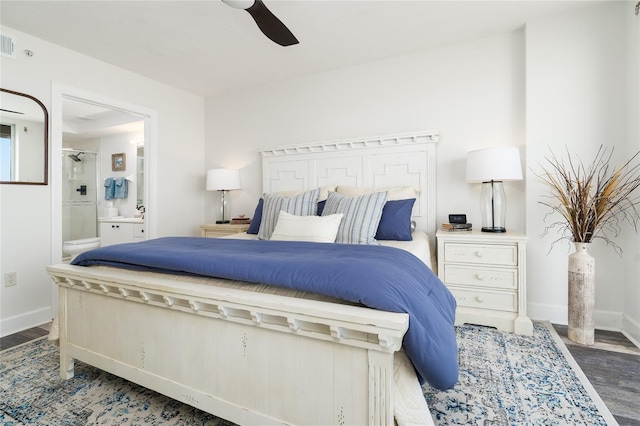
[114,177,128,199]
[104,177,115,200]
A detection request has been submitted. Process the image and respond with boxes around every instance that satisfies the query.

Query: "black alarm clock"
[448,214,467,224]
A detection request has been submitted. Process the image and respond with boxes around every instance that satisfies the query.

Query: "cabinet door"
[100,222,134,246]
[133,223,146,241]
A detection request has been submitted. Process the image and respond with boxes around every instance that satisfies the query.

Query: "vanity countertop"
[99,217,144,224]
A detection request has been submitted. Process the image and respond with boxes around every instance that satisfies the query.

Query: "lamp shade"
[466,147,523,183]
[206,169,241,191]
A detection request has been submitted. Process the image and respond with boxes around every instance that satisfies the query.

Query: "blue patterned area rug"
[0,338,230,426]
[424,321,618,425]
[0,321,616,425]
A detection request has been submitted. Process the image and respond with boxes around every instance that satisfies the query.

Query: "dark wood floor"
[0,323,50,351]
[2,323,639,424]
[553,324,640,426]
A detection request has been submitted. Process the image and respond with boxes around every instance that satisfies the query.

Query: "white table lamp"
[466,147,523,232]
[206,168,241,224]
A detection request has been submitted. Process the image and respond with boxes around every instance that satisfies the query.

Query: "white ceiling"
[61,98,144,142]
[0,0,610,98]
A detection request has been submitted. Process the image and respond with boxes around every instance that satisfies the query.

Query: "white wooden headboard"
[260,131,440,238]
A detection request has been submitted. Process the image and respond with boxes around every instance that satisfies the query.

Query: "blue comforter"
[72,237,458,390]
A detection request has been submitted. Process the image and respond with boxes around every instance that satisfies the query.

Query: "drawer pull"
[475,273,485,281]
[474,251,484,258]
[475,296,484,303]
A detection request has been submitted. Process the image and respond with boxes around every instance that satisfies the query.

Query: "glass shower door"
[62,150,98,242]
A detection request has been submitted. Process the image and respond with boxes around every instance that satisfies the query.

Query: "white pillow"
[270,211,344,243]
[257,188,320,240]
[322,191,388,245]
[336,185,419,201]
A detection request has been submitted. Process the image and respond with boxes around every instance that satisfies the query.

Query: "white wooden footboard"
[47,264,409,426]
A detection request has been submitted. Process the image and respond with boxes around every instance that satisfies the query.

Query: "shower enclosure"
[62,149,98,243]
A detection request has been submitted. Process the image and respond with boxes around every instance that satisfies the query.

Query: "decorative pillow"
[375,198,416,241]
[321,191,388,245]
[336,185,419,201]
[257,188,320,240]
[317,199,326,216]
[247,197,326,234]
[269,185,336,202]
[246,198,264,234]
[270,211,344,243]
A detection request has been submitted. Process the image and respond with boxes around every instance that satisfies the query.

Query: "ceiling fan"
[222,0,299,47]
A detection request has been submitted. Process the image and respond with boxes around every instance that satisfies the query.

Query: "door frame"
[50,83,158,310]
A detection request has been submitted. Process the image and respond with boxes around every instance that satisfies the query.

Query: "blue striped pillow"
[257,188,320,240]
[322,191,388,245]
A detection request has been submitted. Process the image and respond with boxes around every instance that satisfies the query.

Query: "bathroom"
[62,97,145,259]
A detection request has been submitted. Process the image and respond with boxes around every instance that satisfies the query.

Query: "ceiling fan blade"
[245,0,299,46]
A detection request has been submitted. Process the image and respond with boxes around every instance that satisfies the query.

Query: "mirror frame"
[0,88,49,185]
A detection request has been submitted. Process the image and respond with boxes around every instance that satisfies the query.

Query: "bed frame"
[47,131,440,426]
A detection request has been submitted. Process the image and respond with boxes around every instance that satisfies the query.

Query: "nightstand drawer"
[202,229,246,238]
[443,243,517,266]
[200,224,250,238]
[443,265,517,290]
[449,288,517,312]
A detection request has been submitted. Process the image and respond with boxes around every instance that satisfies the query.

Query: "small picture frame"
[111,153,126,171]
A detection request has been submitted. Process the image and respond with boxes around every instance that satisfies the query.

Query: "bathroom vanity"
[99,217,145,247]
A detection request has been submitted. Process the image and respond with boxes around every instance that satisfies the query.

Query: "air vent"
[1,34,16,59]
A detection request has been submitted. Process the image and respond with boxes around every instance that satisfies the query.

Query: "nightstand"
[436,230,533,335]
[200,223,250,238]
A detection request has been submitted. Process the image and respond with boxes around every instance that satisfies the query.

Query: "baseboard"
[0,307,53,338]
[528,303,623,331]
[622,314,640,349]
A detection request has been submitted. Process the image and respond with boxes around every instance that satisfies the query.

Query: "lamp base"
[216,220,230,224]
[482,227,506,233]
[480,181,508,233]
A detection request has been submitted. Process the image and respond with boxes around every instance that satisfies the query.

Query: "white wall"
[525,2,639,342]
[2,2,636,341]
[624,1,640,345]
[205,30,527,231]
[98,133,143,219]
[206,2,638,340]
[0,28,206,336]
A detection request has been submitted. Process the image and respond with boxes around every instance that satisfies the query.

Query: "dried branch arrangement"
[538,146,640,254]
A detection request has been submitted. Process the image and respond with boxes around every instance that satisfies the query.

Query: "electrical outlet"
[4,272,17,287]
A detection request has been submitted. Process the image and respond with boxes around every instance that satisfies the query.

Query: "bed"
[46,131,457,426]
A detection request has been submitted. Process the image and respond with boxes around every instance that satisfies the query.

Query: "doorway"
[60,97,145,256]
[51,84,157,307]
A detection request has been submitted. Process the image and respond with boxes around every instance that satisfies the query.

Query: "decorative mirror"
[0,88,49,185]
